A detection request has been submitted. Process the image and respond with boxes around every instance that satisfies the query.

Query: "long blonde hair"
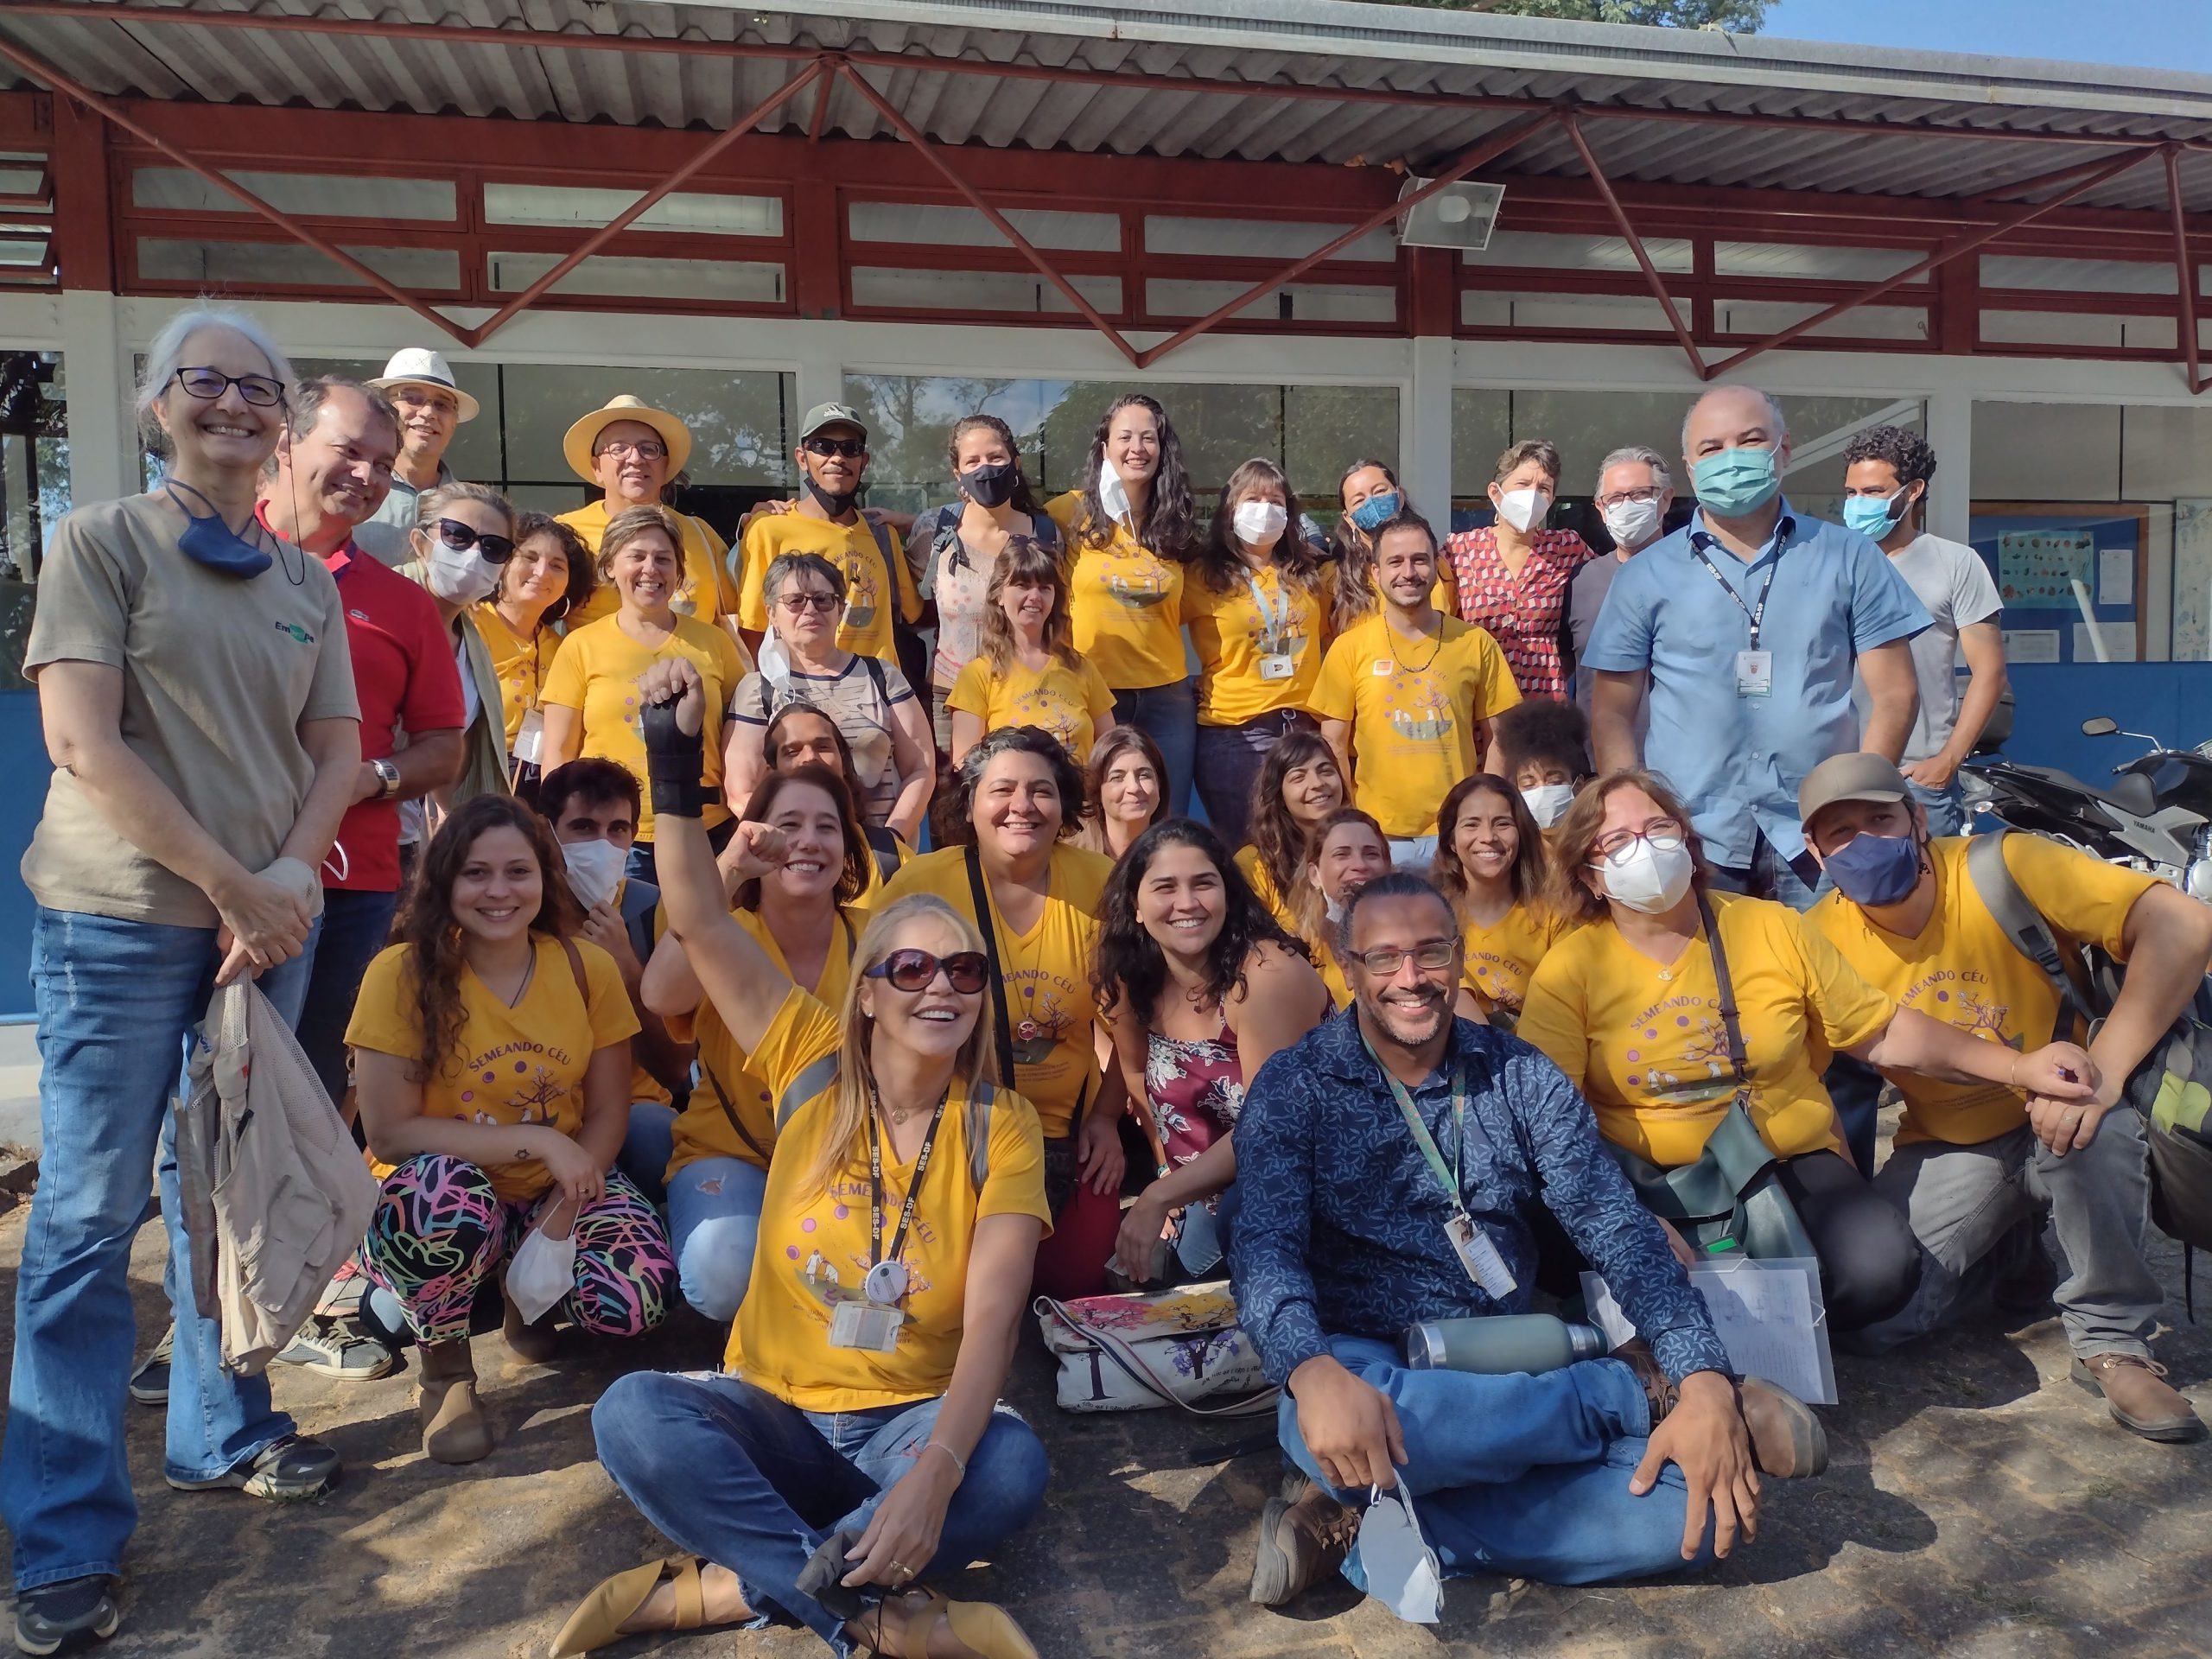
[798,893,998,1197]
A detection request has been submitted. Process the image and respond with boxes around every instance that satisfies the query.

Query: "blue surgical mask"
[1348,491,1402,534]
[167,480,273,578]
[1842,493,1906,538]
[1690,445,1782,518]
[1824,830,1923,907]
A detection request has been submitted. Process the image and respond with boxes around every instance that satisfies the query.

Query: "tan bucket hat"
[563,394,693,483]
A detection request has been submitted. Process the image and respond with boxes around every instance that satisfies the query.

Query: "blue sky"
[1761,0,2212,75]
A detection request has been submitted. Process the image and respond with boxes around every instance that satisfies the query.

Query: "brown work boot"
[502,1290,560,1364]
[1249,1471,1362,1606]
[2072,1353,2207,1444]
[1612,1339,1827,1478]
[418,1338,493,1465]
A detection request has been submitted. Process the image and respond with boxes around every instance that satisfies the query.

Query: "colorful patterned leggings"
[362,1154,675,1344]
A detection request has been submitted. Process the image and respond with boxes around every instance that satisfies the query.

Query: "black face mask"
[804,474,858,518]
[958,461,1019,510]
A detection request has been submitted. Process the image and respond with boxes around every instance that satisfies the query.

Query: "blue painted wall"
[0,690,42,1021]
[2000,664,2212,787]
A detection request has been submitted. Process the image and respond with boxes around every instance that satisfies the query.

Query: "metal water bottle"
[1402,1313,1607,1375]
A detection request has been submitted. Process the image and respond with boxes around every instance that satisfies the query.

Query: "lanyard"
[1244,568,1291,646]
[1364,1033,1466,1209]
[868,1089,950,1271]
[1687,538,1783,652]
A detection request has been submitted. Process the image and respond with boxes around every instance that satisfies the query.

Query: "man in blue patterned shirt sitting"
[1230,871,1826,1607]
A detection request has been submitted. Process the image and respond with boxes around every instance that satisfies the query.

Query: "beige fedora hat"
[368,346,480,422]
[563,393,693,483]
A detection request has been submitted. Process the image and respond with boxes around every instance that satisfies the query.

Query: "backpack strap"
[557,937,590,1006]
[1964,830,2102,1042]
[702,1059,775,1165]
[861,652,889,705]
[964,844,1020,1090]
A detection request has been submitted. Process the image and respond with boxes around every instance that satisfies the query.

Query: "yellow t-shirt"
[722,988,1052,1409]
[557,499,740,632]
[471,601,561,750]
[1316,944,1354,1010]
[880,843,1113,1139]
[946,653,1116,766]
[1308,613,1522,838]
[1046,493,1186,690]
[1235,844,1300,936]
[1186,566,1331,726]
[539,613,747,843]
[1518,893,1896,1167]
[1458,899,1573,1020]
[1804,835,2155,1147]
[346,936,642,1204]
[736,512,924,665]
[671,904,868,1177]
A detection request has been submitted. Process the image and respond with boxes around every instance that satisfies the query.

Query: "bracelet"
[920,1440,966,1478]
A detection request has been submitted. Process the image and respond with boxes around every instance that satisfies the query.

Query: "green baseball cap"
[798,402,868,441]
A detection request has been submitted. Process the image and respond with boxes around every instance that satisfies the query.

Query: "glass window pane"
[1146,280,1395,325]
[847,202,1118,251]
[130,167,454,220]
[1464,231,1693,275]
[482,183,782,237]
[1144,217,1395,263]
[1462,290,1687,332]
[1980,309,2177,351]
[486,251,785,305]
[849,267,1122,315]
[1713,300,1929,342]
[498,365,796,491]
[137,238,458,290]
[1713,242,1923,282]
[1980,254,2177,296]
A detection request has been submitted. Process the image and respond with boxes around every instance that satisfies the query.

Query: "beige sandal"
[548,1553,703,1656]
[866,1586,1039,1659]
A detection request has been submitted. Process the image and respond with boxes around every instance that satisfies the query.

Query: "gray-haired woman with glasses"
[7,305,361,1651]
[728,551,933,844]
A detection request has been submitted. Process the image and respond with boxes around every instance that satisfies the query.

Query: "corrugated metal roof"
[3,0,2210,211]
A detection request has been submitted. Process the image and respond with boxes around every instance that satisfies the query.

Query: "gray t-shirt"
[732,653,917,826]
[1853,533,2002,764]
[1567,550,1648,741]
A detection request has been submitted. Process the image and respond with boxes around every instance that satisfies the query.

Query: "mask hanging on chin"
[1492,487,1549,536]
[1823,830,1924,907]
[1595,838,1695,914]
[804,474,858,518]
[1098,465,1135,533]
[167,480,274,578]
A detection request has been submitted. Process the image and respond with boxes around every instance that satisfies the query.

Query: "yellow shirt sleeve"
[1516,950,1590,1094]
[708,626,747,711]
[343,944,421,1057]
[1786,907,1897,1054]
[1469,626,1523,722]
[977,1084,1052,1224]
[1309,632,1357,725]
[888,524,925,626]
[2001,831,2159,959]
[696,517,739,617]
[539,626,589,710]
[946,658,991,720]
[1081,658,1116,722]
[736,517,778,633]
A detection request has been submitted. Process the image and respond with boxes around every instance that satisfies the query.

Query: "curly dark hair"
[1841,423,1937,490]
[731,763,872,912]
[946,413,1043,519]
[1431,773,1548,910]
[505,512,596,625]
[1494,700,1593,784]
[1067,393,1198,561]
[1190,457,1325,597]
[950,724,1088,847]
[1244,728,1344,911]
[1091,818,1306,1026]
[1330,457,1409,632]
[391,794,584,1083]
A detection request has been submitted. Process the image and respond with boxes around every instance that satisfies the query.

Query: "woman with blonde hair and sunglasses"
[557,658,1049,1659]
[946,537,1116,769]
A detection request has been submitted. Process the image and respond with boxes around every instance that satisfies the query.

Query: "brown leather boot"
[2072,1353,2207,1443]
[502,1291,560,1364]
[418,1338,493,1464]
[1249,1471,1363,1606]
[1612,1339,1827,1478]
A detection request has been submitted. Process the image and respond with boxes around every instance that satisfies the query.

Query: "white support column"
[1405,334,1454,519]
[60,289,131,506]
[1926,386,1972,545]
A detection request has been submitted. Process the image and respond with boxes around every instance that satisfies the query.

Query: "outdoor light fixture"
[1395,177,1504,251]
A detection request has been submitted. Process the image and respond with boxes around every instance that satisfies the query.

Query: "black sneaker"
[127,1326,173,1408]
[164,1434,341,1501]
[13,1574,119,1655]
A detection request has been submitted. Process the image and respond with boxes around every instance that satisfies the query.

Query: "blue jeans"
[292,885,399,1106]
[1193,711,1314,846]
[1707,835,1823,912]
[5,906,321,1591]
[667,1155,770,1321]
[1910,778,1967,837]
[617,1098,678,1210]
[1111,680,1198,819]
[1276,1336,1713,1588]
[593,1372,1048,1654]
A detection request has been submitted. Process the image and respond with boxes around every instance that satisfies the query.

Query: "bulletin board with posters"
[1967,505,2150,665]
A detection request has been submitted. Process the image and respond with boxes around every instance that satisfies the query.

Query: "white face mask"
[563,837,626,912]
[425,538,500,606]
[1357,1484,1442,1624]
[1593,837,1695,914]
[1099,465,1135,532]
[505,1224,577,1325]
[1602,497,1663,551]
[1493,486,1549,536]
[1233,499,1287,549]
[1522,784,1575,829]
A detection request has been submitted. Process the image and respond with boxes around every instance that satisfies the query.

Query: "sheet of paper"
[2073,621,2133,663]
[2001,629,2061,664]
[1582,1258,1836,1405]
[2099,547,2134,607]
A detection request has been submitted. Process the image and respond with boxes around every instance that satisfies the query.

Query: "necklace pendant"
[1656,967,1674,982]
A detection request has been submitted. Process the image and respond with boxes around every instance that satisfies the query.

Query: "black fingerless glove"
[640,696,709,819]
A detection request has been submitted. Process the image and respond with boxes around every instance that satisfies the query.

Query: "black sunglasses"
[803,435,868,460]
[863,949,989,995]
[434,518,516,563]
[174,366,286,407]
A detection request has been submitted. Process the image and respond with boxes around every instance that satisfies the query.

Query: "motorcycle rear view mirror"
[2081,717,2120,737]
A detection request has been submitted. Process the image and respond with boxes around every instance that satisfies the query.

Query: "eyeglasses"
[392,387,460,417]
[433,518,516,563]
[1595,486,1665,509]
[594,438,668,462]
[778,591,842,614]
[1350,939,1459,977]
[803,435,868,460]
[173,366,286,408]
[1591,819,1687,862]
[864,949,990,995]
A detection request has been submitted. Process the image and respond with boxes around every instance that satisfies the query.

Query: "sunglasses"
[779,591,842,614]
[803,435,867,460]
[863,949,989,995]
[174,366,286,407]
[434,518,516,563]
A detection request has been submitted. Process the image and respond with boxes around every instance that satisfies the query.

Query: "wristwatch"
[372,757,402,800]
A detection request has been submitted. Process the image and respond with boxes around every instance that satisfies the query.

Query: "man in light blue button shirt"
[1583,385,1928,909]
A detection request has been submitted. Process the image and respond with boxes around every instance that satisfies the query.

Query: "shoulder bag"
[1033,1281,1276,1416]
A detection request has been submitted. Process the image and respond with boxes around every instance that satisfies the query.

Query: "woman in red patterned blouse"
[1441,438,1599,702]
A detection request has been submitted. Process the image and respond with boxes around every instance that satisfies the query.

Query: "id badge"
[1733,649,1773,699]
[1444,1212,1518,1299]
[512,708,545,766]
[1258,652,1296,683]
[828,1300,904,1352]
